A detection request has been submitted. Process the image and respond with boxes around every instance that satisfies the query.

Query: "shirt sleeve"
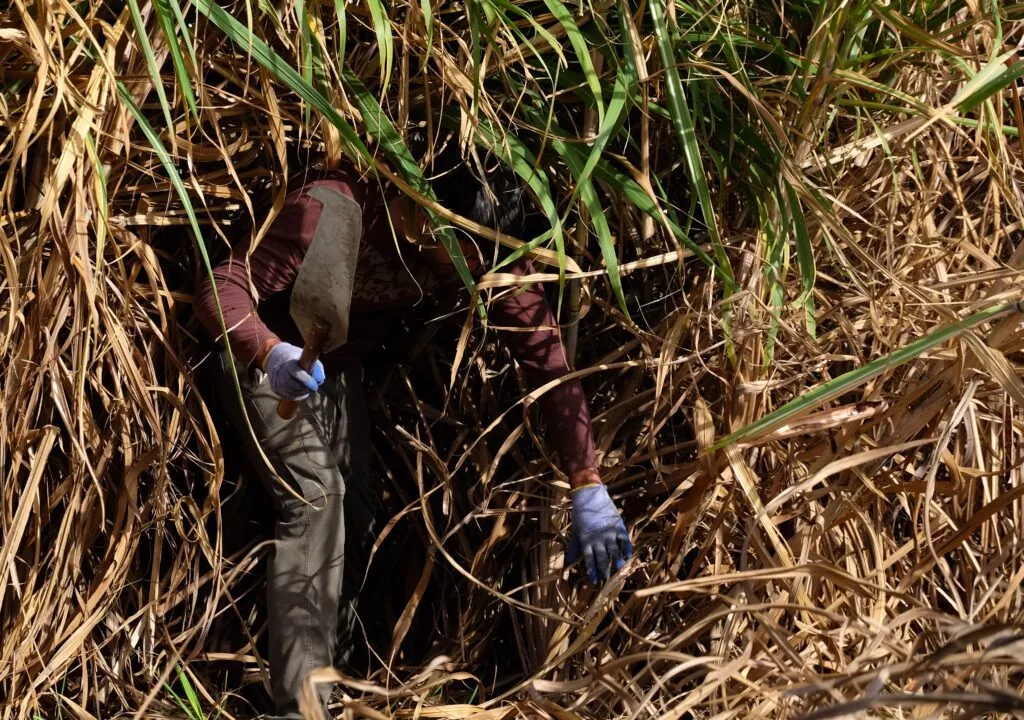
[193,193,324,366]
[486,260,597,474]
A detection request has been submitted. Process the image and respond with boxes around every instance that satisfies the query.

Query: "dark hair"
[415,130,526,237]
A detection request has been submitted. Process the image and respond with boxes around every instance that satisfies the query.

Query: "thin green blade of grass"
[615,2,640,83]
[952,53,1024,111]
[163,683,194,719]
[365,0,394,88]
[256,0,287,35]
[466,0,486,103]
[588,148,736,291]
[763,193,785,363]
[836,0,874,66]
[649,0,733,286]
[153,0,198,118]
[419,0,433,47]
[513,89,735,291]
[785,181,816,336]
[538,0,605,126]
[296,0,314,126]
[869,1,966,63]
[306,12,333,97]
[569,74,630,208]
[991,0,1004,45]
[511,73,629,304]
[713,302,1021,450]
[838,97,1022,137]
[168,0,198,66]
[835,68,938,115]
[176,666,204,720]
[580,177,626,313]
[333,0,347,69]
[126,0,177,143]
[512,105,625,311]
[485,0,566,67]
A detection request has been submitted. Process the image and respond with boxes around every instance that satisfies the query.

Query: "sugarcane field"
[5,0,1024,717]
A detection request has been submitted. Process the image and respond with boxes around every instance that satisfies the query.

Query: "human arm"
[485,261,596,474]
[193,196,318,363]
[193,192,329,395]
[487,262,632,582]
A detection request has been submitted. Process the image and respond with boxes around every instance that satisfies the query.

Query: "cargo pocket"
[244,378,345,514]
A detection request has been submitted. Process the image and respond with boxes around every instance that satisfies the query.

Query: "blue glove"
[565,484,633,584]
[263,342,325,401]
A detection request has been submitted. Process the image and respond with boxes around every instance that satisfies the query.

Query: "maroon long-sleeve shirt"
[194,169,596,474]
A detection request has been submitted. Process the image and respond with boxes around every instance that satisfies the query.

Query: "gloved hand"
[565,483,633,584]
[263,342,326,401]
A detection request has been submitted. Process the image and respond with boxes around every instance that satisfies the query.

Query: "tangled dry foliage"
[8,0,1024,717]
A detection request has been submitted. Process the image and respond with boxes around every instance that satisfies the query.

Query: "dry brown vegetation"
[5,0,1024,717]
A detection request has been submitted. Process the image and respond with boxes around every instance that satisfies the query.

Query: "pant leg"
[215,353,348,717]
[321,367,378,668]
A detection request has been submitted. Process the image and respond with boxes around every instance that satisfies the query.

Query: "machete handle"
[276,320,330,420]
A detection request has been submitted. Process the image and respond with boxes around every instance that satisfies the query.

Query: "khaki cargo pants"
[216,352,379,718]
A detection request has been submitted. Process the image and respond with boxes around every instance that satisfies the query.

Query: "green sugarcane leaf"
[511,106,626,309]
[570,74,630,208]
[649,0,734,285]
[419,0,433,47]
[126,0,177,140]
[538,0,605,124]
[952,52,1024,111]
[483,0,566,67]
[297,0,313,125]
[153,0,198,117]
[589,152,734,290]
[785,181,816,336]
[334,0,347,68]
[556,143,626,314]
[168,0,198,66]
[714,302,1021,449]
[176,667,203,720]
[467,0,484,102]
[365,0,394,88]
[472,120,567,280]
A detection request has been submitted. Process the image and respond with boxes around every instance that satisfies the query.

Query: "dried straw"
[4,0,1024,718]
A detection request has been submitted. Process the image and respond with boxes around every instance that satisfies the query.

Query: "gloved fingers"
[617,525,634,560]
[582,544,598,585]
[592,543,610,583]
[293,368,320,393]
[565,535,582,565]
[607,535,625,572]
[310,360,326,385]
[277,373,311,400]
[282,384,311,401]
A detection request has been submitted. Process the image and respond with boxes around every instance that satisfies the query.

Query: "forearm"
[195,193,320,364]
[487,265,598,477]
[535,376,597,476]
[194,258,279,366]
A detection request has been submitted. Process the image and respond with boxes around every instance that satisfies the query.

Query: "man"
[194,136,633,718]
